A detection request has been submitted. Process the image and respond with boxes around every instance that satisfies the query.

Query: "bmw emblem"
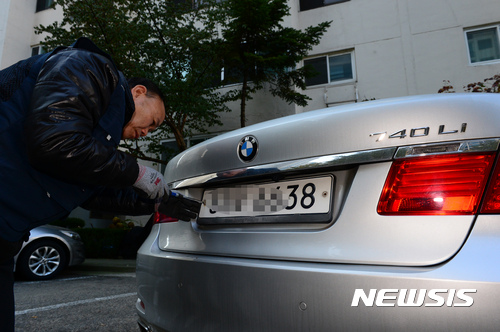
[238,136,258,162]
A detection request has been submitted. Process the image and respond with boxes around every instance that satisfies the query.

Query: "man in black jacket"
[0,38,200,332]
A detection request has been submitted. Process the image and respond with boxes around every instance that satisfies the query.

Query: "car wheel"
[17,240,68,281]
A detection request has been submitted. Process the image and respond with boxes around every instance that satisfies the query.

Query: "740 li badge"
[370,123,467,142]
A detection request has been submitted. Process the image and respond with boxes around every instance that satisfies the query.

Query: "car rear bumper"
[136,215,500,332]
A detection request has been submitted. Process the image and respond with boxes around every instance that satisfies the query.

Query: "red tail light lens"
[378,153,496,215]
[153,212,178,224]
[480,160,500,213]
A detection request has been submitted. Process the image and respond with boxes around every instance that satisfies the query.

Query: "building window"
[466,26,500,64]
[300,0,350,12]
[36,0,53,12]
[31,45,45,57]
[304,52,355,87]
[221,65,244,85]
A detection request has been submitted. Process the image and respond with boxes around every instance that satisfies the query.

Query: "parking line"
[16,276,97,286]
[15,292,136,316]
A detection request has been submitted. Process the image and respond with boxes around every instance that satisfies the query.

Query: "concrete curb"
[69,258,137,273]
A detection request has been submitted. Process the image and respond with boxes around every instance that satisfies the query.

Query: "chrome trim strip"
[170,147,396,189]
[171,139,500,189]
[394,138,500,159]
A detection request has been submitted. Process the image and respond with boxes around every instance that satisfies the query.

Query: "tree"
[36,0,229,163]
[217,0,331,127]
[438,75,500,93]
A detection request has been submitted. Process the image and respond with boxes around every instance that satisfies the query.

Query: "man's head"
[122,78,166,139]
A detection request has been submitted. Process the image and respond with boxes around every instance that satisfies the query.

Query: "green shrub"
[50,217,85,229]
[73,228,129,258]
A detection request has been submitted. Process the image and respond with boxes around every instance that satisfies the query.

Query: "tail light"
[480,160,500,213]
[153,212,178,224]
[378,153,496,215]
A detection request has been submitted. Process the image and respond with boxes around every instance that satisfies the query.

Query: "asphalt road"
[14,262,139,332]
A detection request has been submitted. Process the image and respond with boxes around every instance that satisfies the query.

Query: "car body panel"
[156,94,500,267]
[137,216,500,332]
[137,94,500,331]
[165,94,499,183]
[158,162,475,266]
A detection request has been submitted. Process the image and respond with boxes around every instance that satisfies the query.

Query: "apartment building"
[295,0,500,112]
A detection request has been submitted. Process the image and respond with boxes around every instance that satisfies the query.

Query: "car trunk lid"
[159,94,500,266]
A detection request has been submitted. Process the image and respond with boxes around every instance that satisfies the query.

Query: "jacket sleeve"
[24,48,139,187]
[81,187,155,216]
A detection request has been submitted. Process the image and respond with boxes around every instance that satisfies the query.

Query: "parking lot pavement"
[14,259,139,332]
[67,258,137,275]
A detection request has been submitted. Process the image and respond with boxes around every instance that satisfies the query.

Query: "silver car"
[15,225,85,280]
[136,94,500,331]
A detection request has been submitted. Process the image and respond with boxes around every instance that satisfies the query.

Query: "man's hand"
[133,164,168,200]
[158,192,202,221]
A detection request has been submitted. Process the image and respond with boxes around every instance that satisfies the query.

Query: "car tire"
[16,240,68,281]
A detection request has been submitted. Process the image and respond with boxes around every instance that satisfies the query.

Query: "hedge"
[50,217,85,229]
[73,228,129,259]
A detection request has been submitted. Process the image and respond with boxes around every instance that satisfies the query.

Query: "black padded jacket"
[23,39,154,216]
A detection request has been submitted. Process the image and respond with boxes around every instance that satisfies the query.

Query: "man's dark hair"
[128,77,165,103]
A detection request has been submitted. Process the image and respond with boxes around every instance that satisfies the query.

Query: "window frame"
[299,0,350,12]
[304,51,356,88]
[36,0,54,13]
[465,25,500,65]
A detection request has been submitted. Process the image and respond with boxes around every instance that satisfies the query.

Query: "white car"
[15,225,85,280]
[136,94,500,331]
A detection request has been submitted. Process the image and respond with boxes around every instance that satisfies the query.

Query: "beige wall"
[0,0,36,69]
[32,5,63,47]
[0,1,61,69]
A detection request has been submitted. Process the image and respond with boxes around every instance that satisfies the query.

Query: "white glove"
[133,164,168,200]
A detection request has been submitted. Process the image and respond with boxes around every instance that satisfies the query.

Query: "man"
[0,38,200,331]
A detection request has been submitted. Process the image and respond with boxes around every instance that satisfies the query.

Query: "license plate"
[198,176,333,224]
